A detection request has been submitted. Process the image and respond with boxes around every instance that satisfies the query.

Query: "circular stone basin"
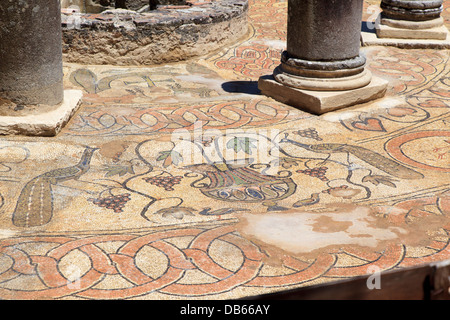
[61,0,249,65]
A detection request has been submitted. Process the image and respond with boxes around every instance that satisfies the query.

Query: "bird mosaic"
[12,147,98,228]
[280,137,424,180]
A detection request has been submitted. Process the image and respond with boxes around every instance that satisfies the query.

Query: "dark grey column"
[287,0,363,61]
[274,0,372,91]
[0,0,64,106]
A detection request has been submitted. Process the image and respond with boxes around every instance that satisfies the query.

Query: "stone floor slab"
[361,29,450,49]
[0,90,82,136]
[376,23,449,40]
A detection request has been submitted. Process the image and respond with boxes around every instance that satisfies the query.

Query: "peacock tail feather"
[342,145,424,180]
[12,146,98,228]
[12,177,53,228]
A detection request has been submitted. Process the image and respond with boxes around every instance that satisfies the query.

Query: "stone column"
[258,0,388,114]
[0,0,82,136]
[376,0,448,40]
[0,0,64,106]
[278,0,371,91]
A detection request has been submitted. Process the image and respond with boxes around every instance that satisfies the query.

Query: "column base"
[274,66,373,91]
[361,14,450,49]
[376,19,448,40]
[380,16,444,30]
[258,75,388,115]
[0,90,82,136]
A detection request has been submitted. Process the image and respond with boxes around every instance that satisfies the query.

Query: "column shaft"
[287,0,363,61]
[0,0,64,106]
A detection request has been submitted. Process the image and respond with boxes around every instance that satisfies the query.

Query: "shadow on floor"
[221,80,261,95]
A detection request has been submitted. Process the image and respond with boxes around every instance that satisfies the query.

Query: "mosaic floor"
[0,0,449,300]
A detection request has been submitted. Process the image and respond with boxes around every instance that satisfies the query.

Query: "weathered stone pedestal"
[362,0,450,48]
[0,0,82,136]
[259,0,388,114]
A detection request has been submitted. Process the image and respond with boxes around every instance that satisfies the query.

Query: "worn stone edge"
[61,0,249,30]
[361,28,450,49]
[0,90,83,136]
[258,75,388,115]
[376,23,448,40]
